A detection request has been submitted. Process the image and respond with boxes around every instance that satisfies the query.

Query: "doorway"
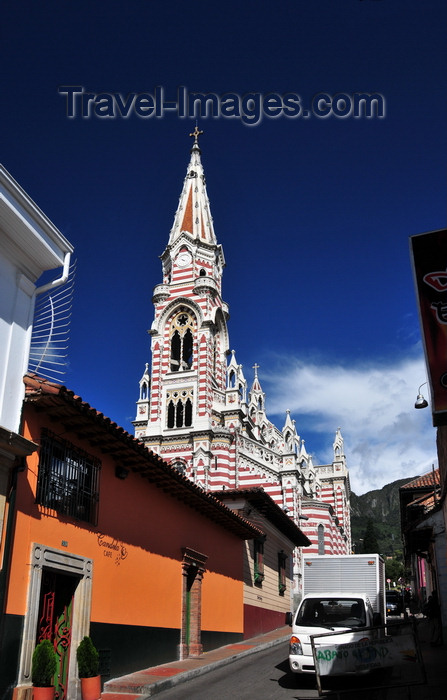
[36,570,79,700]
[17,544,93,700]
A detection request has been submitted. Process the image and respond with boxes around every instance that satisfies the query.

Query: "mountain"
[350,476,418,556]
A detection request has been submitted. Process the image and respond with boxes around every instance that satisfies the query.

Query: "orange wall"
[7,408,245,634]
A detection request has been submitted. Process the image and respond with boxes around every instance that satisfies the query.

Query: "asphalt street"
[152,644,303,700]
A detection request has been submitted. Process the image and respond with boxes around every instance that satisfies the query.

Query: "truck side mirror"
[373,612,382,627]
[285,612,293,626]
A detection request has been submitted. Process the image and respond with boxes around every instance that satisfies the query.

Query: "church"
[133,129,351,596]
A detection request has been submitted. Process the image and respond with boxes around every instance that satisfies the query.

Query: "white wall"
[0,164,73,433]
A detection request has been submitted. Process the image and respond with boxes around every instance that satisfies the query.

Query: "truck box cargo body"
[288,554,386,675]
[303,554,386,618]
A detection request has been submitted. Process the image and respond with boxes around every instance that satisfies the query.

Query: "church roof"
[23,374,264,540]
[168,127,216,247]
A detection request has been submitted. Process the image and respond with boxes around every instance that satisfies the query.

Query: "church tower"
[133,131,352,586]
[134,127,232,484]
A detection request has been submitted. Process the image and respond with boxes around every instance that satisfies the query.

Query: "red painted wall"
[243,604,286,639]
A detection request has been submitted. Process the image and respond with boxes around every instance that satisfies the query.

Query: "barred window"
[36,430,100,525]
[278,550,288,596]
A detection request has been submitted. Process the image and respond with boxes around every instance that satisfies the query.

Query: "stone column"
[179,548,208,659]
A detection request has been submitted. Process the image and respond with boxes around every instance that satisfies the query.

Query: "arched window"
[175,400,184,428]
[318,524,325,555]
[166,389,194,429]
[170,332,181,371]
[167,400,175,428]
[172,460,186,475]
[170,312,194,372]
[199,268,206,277]
[140,382,147,400]
[228,370,236,388]
[182,329,193,368]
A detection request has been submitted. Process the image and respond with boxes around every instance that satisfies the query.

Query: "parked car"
[386,590,403,616]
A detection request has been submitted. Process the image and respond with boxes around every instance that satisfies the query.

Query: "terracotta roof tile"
[23,374,263,540]
[400,469,440,490]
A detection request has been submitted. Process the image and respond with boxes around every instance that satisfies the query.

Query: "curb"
[104,632,289,698]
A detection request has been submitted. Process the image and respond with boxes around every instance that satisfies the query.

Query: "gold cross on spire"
[189,124,203,147]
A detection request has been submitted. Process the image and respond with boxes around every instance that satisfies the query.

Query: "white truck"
[287,554,386,675]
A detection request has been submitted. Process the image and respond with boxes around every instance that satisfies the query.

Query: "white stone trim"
[17,543,93,699]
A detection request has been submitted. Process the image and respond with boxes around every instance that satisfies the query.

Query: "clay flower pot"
[32,688,55,700]
[80,675,101,700]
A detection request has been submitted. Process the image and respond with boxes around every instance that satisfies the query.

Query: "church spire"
[248,363,266,416]
[168,127,216,247]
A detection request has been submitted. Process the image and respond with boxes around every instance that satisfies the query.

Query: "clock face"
[177,251,192,268]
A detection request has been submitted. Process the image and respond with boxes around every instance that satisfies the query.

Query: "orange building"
[0,375,263,700]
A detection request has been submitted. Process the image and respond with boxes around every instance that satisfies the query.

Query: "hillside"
[350,476,418,556]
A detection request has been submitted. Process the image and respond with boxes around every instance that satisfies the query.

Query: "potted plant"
[76,636,101,700]
[31,639,57,700]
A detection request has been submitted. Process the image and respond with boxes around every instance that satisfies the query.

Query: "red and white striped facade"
[133,134,351,594]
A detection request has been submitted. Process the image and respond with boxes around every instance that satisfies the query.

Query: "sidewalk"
[101,625,290,699]
[402,618,447,700]
[101,620,446,699]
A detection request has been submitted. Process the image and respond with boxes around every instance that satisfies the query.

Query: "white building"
[0,164,73,550]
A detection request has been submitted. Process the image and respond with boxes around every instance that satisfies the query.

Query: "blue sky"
[2,1,446,494]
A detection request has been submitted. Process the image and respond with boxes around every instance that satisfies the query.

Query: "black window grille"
[36,429,100,525]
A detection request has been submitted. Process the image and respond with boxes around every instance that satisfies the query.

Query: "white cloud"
[263,354,437,495]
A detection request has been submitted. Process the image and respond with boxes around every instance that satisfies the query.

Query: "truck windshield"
[297,598,366,628]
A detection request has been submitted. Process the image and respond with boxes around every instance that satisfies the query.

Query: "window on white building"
[166,389,193,429]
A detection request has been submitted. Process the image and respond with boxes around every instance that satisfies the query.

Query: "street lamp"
[414,382,429,409]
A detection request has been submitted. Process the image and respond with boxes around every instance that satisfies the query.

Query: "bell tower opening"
[170,312,194,372]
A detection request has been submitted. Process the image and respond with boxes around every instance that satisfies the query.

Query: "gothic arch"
[169,312,195,372]
[210,306,230,355]
[153,297,204,337]
[166,388,194,428]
